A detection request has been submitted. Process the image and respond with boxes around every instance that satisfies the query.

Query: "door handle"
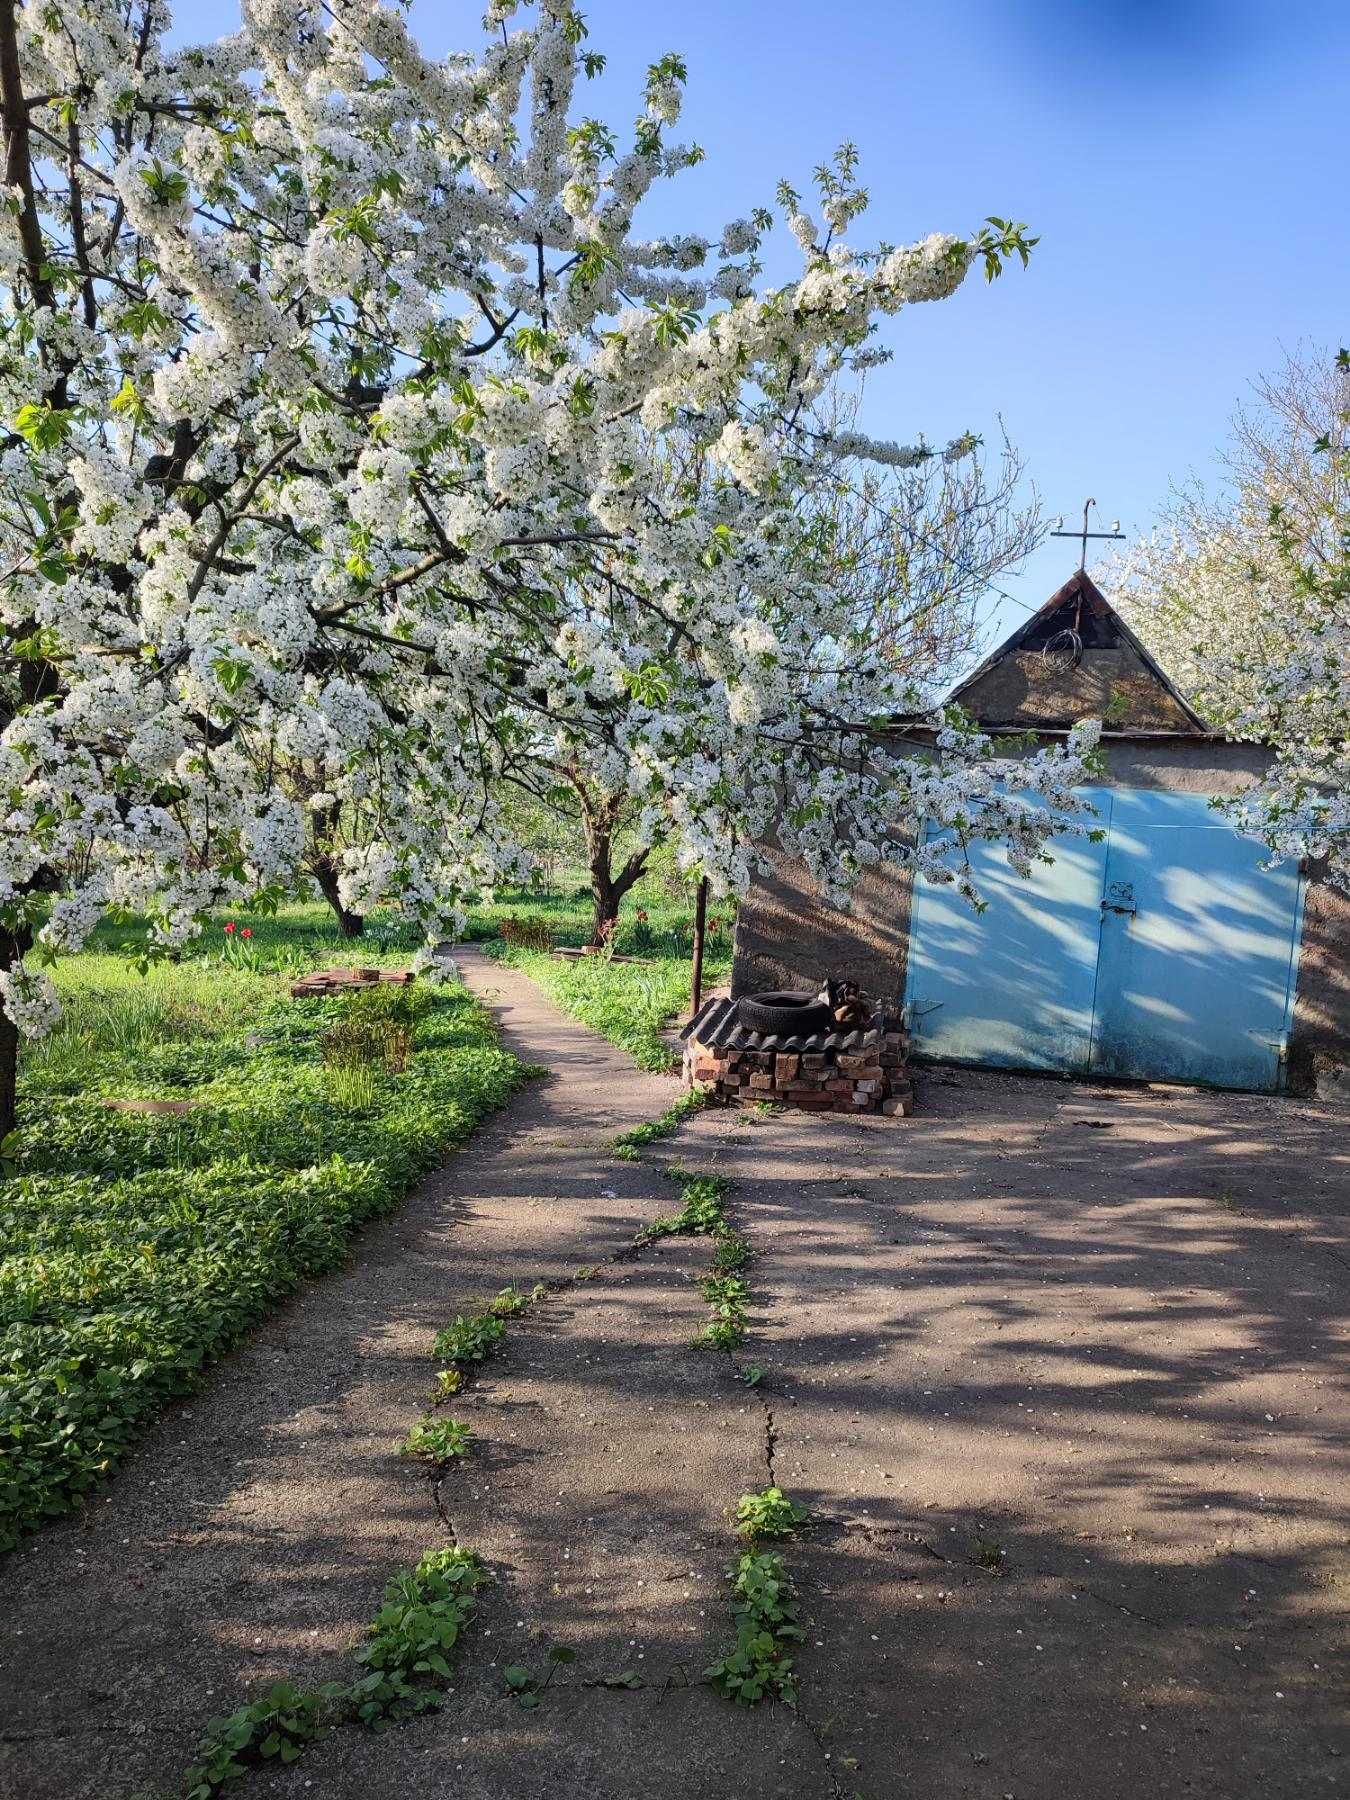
[907,999,945,1034]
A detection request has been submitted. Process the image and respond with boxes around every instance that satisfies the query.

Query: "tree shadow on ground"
[1,1055,1346,1800]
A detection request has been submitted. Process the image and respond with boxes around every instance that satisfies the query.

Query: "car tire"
[737,990,833,1035]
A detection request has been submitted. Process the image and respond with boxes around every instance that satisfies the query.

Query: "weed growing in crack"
[612,1085,710,1160]
[694,1272,750,1350]
[432,1309,506,1369]
[349,1547,488,1727]
[502,1643,577,1708]
[400,1416,472,1467]
[637,1171,731,1242]
[705,1550,804,1705]
[735,1486,809,1542]
[488,1283,546,1317]
[181,1547,491,1791]
[972,1535,1007,1572]
[732,1099,783,1126]
[432,1283,547,1379]
[710,1230,751,1273]
[636,1171,756,1353]
[184,1681,345,1797]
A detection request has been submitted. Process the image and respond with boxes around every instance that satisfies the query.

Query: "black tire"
[737,990,832,1035]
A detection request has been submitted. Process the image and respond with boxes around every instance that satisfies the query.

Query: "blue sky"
[174,0,1349,662]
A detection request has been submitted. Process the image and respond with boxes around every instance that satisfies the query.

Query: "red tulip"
[241,927,252,939]
[224,921,236,934]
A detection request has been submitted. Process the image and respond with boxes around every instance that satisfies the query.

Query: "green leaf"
[211,655,252,696]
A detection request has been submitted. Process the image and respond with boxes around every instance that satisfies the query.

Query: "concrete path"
[1,950,1346,1800]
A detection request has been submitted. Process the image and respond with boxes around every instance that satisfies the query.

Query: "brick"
[774,1053,800,1082]
[748,1072,775,1091]
[825,1078,854,1095]
[880,1094,915,1117]
[801,1054,828,1074]
[854,1079,880,1095]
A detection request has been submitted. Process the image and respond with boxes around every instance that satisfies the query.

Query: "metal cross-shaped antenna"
[1050,497,1125,570]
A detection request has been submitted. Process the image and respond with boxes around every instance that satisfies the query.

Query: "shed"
[733,571,1349,1095]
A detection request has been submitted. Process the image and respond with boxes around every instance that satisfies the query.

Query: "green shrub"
[612,1085,709,1159]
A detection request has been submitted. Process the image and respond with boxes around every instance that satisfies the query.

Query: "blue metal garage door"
[904,788,1305,1091]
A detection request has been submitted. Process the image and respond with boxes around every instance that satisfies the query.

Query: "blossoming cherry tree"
[0,0,1101,1135]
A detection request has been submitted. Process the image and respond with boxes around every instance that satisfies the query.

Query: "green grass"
[0,953,524,1551]
[474,877,733,1070]
[492,946,730,1072]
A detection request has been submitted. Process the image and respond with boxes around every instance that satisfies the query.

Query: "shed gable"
[951,571,1207,734]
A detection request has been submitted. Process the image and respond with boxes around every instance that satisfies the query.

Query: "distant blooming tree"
[0,0,1101,1134]
[1110,348,1348,889]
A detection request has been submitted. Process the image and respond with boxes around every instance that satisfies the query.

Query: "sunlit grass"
[495,947,731,1072]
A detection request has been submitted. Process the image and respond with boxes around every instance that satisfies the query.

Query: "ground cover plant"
[0,953,522,1550]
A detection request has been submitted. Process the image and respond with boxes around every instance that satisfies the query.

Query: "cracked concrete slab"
[1,954,1346,1800]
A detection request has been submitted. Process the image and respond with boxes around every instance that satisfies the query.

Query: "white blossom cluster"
[1109,368,1348,890]
[0,0,1095,1043]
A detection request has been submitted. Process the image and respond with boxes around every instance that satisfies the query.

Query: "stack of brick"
[289,967,415,998]
[683,1028,913,1116]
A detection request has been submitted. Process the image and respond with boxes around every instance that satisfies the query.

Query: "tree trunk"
[308,799,364,937]
[583,813,649,947]
[0,927,30,1143]
[586,823,620,944]
[691,876,709,1013]
[0,997,16,1143]
[312,859,365,938]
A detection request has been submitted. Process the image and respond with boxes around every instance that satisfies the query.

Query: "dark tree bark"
[311,859,365,937]
[581,799,649,945]
[691,875,708,1012]
[0,925,32,1143]
[307,801,364,937]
